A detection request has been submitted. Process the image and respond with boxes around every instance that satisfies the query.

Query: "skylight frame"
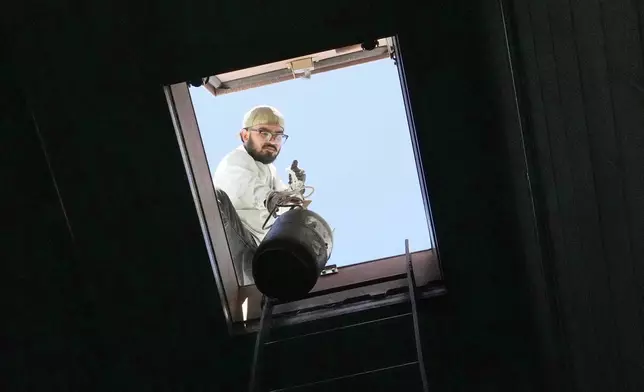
[164,35,442,335]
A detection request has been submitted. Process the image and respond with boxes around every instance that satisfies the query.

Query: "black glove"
[289,160,306,185]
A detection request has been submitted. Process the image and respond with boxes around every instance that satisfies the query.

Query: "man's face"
[242,124,287,164]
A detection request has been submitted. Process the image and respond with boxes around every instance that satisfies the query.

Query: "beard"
[244,138,279,164]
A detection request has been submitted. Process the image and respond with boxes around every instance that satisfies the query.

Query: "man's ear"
[240,129,248,143]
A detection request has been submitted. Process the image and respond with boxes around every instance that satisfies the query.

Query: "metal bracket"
[320,264,339,276]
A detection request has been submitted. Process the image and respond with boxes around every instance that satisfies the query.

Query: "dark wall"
[508,0,644,391]
[394,3,542,390]
[2,9,237,390]
[4,0,642,390]
[1,39,91,391]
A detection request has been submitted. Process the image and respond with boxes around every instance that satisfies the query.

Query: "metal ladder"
[248,239,430,392]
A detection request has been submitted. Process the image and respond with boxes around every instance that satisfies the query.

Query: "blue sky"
[189,58,432,267]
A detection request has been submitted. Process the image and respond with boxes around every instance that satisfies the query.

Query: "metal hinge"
[320,264,338,276]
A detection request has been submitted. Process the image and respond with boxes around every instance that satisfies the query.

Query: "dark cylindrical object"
[252,208,333,301]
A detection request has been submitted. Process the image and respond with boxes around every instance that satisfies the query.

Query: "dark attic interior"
[3,0,644,391]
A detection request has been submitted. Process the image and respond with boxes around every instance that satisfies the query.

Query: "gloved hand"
[266,190,304,217]
[289,160,306,185]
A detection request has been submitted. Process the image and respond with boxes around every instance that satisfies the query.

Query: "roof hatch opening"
[166,35,441,328]
[191,36,431,270]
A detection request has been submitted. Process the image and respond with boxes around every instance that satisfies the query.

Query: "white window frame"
[164,36,443,335]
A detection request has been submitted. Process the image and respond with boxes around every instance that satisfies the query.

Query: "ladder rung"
[269,361,419,392]
[249,240,432,392]
[265,312,411,345]
[274,273,408,305]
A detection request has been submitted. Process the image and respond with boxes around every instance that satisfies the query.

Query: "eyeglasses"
[248,128,289,144]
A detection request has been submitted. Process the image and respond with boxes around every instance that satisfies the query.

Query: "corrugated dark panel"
[572,0,644,390]
[510,0,644,390]
[546,1,622,390]
[494,0,571,389]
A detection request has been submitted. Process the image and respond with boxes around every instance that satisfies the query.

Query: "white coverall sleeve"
[214,158,273,211]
